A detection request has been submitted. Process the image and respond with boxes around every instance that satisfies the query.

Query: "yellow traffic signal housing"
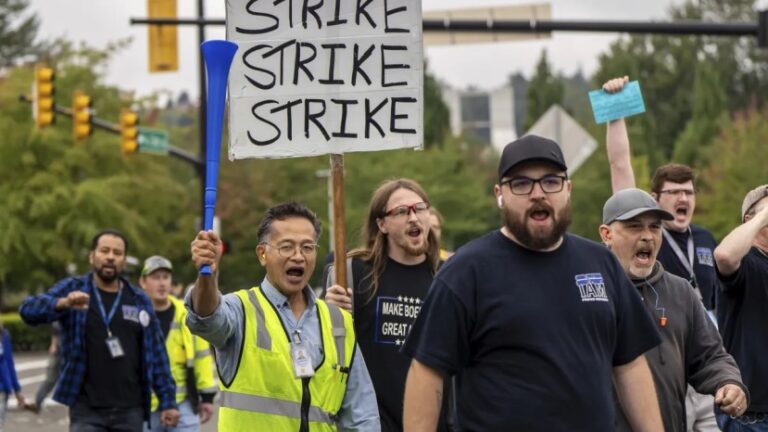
[120,110,139,155]
[34,65,55,128]
[147,0,179,72]
[72,90,92,141]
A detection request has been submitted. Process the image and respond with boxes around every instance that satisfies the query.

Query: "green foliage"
[423,62,451,149]
[696,109,768,240]
[0,0,39,67]
[0,41,194,305]
[672,62,726,167]
[524,50,564,131]
[0,312,50,351]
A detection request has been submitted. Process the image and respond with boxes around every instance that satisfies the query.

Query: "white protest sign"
[226,0,424,160]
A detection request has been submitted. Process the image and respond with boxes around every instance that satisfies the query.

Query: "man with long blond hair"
[324,178,451,432]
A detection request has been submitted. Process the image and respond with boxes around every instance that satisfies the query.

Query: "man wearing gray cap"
[713,185,768,431]
[600,188,747,432]
[402,135,663,431]
[140,255,217,432]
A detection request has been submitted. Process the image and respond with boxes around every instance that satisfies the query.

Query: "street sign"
[137,127,170,154]
[526,104,597,176]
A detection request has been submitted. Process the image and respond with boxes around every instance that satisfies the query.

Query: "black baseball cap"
[498,135,568,180]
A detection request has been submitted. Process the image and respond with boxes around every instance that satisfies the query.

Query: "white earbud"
[497,195,503,208]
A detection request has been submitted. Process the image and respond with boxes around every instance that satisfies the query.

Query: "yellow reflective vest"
[151,296,217,411]
[218,287,356,432]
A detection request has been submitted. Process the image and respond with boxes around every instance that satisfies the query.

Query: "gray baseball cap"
[603,188,674,225]
[141,255,173,276]
[741,184,768,221]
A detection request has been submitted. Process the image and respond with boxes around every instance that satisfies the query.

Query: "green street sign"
[137,127,170,155]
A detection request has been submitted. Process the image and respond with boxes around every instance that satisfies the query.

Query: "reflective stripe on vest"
[246,288,272,350]
[220,390,335,425]
[326,305,347,369]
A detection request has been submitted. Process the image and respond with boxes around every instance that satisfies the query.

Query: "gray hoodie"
[616,262,746,432]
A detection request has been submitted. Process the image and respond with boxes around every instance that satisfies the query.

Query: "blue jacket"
[0,330,20,394]
[19,273,177,419]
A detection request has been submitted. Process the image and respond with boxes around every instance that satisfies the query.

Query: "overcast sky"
[26,0,683,99]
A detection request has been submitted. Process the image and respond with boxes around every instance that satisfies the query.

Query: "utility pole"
[197,0,207,224]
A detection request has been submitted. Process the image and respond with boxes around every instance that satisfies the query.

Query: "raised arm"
[403,359,446,432]
[613,354,663,432]
[714,203,768,276]
[603,76,637,192]
[189,230,223,317]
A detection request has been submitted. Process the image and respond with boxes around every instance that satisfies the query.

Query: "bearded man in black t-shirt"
[324,178,452,432]
[714,185,768,432]
[402,135,663,432]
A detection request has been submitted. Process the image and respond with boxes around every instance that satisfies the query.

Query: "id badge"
[106,336,124,358]
[291,341,314,379]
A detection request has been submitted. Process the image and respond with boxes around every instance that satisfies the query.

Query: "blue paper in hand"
[589,81,646,124]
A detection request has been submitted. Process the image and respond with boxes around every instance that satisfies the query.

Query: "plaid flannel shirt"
[19,273,177,419]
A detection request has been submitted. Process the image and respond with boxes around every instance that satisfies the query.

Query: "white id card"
[106,336,124,358]
[291,341,314,378]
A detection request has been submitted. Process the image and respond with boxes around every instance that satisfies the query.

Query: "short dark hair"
[91,229,129,254]
[651,163,696,195]
[256,202,322,244]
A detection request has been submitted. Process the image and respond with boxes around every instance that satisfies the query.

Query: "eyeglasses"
[501,175,567,196]
[262,242,319,258]
[383,202,430,218]
[659,189,695,197]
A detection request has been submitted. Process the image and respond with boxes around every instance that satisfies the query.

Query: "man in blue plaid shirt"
[20,229,179,431]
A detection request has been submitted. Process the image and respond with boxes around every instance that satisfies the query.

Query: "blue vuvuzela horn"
[200,40,238,276]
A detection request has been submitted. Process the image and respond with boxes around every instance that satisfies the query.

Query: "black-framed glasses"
[501,175,568,195]
[262,242,319,258]
[383,202,430,218]
[659,189,695,197]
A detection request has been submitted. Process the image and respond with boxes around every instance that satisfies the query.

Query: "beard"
[503,200,572,250]
[95,263,120,283]
[391,226,429,257]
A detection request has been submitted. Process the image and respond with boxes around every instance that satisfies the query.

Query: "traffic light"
[72,90,92,141]
[34,65,55,128]
[120,109,139,154]
[147,0,179,72]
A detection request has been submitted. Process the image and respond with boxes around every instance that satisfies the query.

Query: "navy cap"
[498,135,567,180]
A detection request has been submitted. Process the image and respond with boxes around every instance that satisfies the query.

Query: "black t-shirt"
[717,248,768,412]
[80,286,144,408]
[348,257,449,432]
[156,303,175,339]
[402,231,661,431]
[658,225,719,310]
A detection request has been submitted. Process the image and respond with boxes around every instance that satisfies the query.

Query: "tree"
[524,50,564,131]
[672,62,726,167]
[0,0,40,67]
[696,108,768,240]
[0,40,195,306]
[423,62,450,149]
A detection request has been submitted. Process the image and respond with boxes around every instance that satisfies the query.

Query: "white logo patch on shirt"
[122,305,140,323]
[575,273,609,302]
[696,247,714,267]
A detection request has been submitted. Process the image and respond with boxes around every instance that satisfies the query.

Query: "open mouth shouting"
[527,203,554,226]
[674,205,689,222]
[406,225,423,240]
[285,265,306,285]
[633,244,655,268]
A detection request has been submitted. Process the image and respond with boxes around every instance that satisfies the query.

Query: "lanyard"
[92,283,124,338]
[662,228,703,300]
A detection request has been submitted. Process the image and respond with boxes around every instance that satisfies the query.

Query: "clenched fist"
[56,291,90,311]
[191,230,223,273]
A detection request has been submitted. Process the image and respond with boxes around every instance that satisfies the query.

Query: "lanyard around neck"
[92,282,124,337]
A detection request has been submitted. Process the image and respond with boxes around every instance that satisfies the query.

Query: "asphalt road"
[6,351,218,432]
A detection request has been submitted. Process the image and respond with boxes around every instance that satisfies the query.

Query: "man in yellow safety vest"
[140,255,218,431]
[186,202,380,431]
